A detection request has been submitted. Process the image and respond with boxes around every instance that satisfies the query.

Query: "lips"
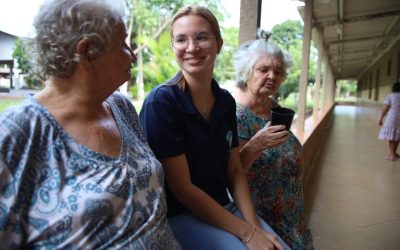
[184,56,205,64]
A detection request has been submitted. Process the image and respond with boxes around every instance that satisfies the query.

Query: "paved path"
[0,89,39,100]
[305,105,400,250]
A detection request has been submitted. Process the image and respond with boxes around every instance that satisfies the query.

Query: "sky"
[0,0,302,37]
[221,0,303,31]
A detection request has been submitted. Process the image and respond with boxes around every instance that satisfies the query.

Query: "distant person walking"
[378,81,400,161]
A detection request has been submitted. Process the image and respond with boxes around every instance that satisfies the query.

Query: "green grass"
[0,99,23,113]
[279,93,314,112]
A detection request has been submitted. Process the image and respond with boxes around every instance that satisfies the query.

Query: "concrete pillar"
[323,62,335,109]
[323,57,329,109]
[297,0,312,132]
[312,28,323,118]
[239,0,261,45]
[329,69,336,106]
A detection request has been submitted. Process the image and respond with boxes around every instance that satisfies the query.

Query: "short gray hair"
[233,39,293,88]
[30,0,127,81]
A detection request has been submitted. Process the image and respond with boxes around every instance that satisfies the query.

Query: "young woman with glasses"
[139,5,291,250]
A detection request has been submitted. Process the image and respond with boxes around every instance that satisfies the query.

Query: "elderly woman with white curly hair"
[232,38,314,250]
[0,0,180,249]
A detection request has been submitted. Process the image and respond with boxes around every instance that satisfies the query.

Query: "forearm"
[162,154,255,241]
[176,183,255,241]
[239,138,263,172]
[228,149,260,227]
[380,105,389,121]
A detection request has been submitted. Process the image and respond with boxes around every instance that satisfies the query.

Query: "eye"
[275,68,284,76]
[195,32,211,42]
[174,35,187,44]
[256,67,268,73]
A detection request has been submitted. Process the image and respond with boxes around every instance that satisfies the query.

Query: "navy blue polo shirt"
[139,72,239,218]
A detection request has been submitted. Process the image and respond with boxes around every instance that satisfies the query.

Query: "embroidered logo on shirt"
[226,130,233,148]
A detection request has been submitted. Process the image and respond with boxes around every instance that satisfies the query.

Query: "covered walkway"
[305,105,400,249]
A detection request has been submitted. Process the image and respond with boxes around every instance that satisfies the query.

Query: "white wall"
[0,31,17,60]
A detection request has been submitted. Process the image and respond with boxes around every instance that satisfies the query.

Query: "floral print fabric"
[236,102,313,250]
[379,93,400,141]
[0,93,180,250]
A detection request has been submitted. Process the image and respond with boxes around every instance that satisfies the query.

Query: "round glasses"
[172,32,215,51]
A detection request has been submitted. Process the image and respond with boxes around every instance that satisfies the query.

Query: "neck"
[182,71,213,98]
[239,88,272,118]
[182,71,214,119]
[35,78,109,120]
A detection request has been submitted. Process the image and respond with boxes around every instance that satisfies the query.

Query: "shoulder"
[146,84,177,105]
[107,92,139,121]
[144,76,182,107]
[0,99,52,166]
[220,87,236,104]
[235,102,247,118]
[0,98,46,132]
[109,91,134,107]
[214,80,236,110]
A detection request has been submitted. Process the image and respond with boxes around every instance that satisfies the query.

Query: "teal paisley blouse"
[236,102,313,250]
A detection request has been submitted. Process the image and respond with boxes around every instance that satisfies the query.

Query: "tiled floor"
[304,105,400,250]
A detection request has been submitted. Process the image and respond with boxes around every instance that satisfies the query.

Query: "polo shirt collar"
[169,71,230,119]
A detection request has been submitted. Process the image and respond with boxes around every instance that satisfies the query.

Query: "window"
[375,69,380,101]
[368,73,372,99]
[398,52,400,80]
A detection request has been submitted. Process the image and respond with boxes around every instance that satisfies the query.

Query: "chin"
[184,64,214,74]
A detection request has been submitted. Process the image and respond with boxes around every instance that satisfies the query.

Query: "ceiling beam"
[314,10,400,27]
[331,58,368,64]
[325,32,398,45]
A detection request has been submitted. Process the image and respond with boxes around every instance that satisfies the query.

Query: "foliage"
[279,93,314,112]
[12,39,41,89]
[127,0,229,98]
[12,39,30,73]
[214,27,239,83]
[270,20,317,101]
[130,31,178,98]
[337,80,357,97]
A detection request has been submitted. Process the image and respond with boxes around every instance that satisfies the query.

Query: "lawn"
[0,99,23,113]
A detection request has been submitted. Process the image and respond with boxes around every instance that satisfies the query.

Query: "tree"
[126,0,231,99]
[130,31,178,98]
[214,27,239,83]
[12,39,30,74]
[270,20,317,101]
[12,38,40,89]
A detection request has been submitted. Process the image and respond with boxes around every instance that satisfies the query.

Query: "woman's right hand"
[253,122,289,151]
[245,227,284,250]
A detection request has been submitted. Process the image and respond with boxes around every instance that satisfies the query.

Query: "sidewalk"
[0,89,39,100]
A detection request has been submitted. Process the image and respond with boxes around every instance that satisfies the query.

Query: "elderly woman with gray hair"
[0,0,180,249]
[232,39,314,250]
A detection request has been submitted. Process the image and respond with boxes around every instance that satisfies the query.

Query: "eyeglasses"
[172,32,215,51]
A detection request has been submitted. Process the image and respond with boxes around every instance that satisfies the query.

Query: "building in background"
[0,30,18,91]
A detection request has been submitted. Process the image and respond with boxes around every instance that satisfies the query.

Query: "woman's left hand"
[245,227,284,250]
[253,122,289,150]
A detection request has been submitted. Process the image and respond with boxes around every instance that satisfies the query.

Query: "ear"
[77,38,94,61]
[216,38,224,54]
[76,39,92,70]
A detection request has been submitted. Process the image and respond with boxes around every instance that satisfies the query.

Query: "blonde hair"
[170,5,222,89]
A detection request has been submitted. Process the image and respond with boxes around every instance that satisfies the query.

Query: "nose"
[185,38,199,51]
[129,47,137,63]
[267,69,276,79]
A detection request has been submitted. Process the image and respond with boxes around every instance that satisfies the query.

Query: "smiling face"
[247,54,285,96]
[171,15,222,77]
